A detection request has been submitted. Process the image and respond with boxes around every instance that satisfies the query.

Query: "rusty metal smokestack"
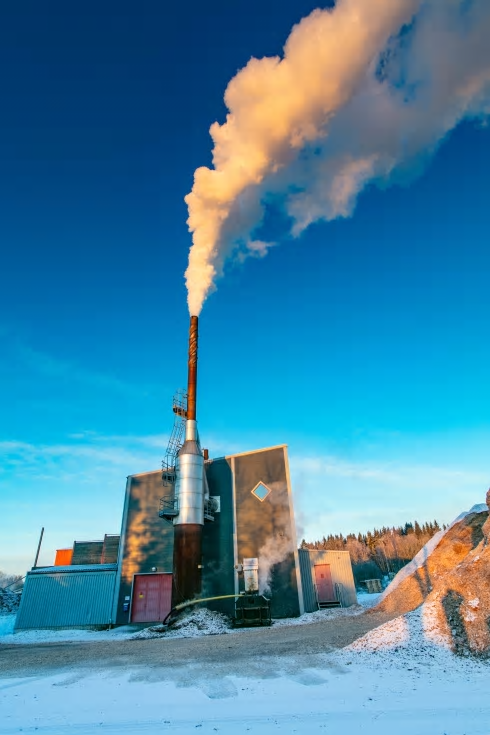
[187,315,198,423]
[172,315,204,605]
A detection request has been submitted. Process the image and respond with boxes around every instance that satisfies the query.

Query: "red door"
[314,564,336,603]
[131,574,172,623]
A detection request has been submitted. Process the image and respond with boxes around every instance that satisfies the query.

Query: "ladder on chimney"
[161,389,187,486]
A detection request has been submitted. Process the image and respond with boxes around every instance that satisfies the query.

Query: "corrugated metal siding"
[15,570,116,630]
[300,550,357,609]
[298,549,317,612]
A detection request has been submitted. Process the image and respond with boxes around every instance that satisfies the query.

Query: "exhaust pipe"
[186,315,198,423]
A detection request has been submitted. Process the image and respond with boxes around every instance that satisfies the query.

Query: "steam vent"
[14,315,357,631]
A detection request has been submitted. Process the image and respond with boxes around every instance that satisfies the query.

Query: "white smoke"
[258,534,292,595]
[184,0,490,315]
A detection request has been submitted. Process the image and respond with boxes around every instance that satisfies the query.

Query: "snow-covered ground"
[1,599,488,734]
[0,594,381,645]
[0,613,15,637]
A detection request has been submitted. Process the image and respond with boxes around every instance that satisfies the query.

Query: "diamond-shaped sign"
[251,482,272,502]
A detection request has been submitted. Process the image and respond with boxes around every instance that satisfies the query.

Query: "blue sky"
[1,0,489,574]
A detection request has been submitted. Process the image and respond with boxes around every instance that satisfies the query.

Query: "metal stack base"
[233,593,272,627]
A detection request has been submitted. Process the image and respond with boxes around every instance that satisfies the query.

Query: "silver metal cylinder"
[185,419,198,442]
[243,558,259,593]
[173,420,204,526]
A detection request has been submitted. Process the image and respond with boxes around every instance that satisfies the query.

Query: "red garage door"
[314,564,336,603]
[131,574,172,623]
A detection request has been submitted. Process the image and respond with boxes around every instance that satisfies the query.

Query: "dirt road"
[0,610,393,681]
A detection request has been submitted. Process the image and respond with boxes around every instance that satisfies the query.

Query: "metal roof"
[30,564,117,574]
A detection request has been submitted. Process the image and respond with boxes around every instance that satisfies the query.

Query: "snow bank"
[342,605,465,670]
[132,608,232,639]
[0,623,140,645]
[0,614,15,637]
[356,591,382,609]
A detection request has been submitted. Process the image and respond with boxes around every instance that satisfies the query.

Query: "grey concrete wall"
[114,471,174,625]
[201,457,235,615]
[233,446,302,618]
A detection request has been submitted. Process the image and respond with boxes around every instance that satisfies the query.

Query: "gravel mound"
[375,505,488,617]
[373,492,490,658]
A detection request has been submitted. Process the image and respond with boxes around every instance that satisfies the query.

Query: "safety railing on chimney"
[162,389,187,486]
[159,496,179,521]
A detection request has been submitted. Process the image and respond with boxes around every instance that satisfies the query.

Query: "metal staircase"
[161,389,187,486]
[316,582,345,609]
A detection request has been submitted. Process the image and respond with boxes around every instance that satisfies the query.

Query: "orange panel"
[54,548,73,566]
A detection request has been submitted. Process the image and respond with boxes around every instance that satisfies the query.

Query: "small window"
[251,482,272,502]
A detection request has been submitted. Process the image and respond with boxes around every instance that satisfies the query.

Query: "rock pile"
[374,492,490,658]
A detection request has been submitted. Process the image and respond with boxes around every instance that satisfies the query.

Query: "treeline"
[300,520,445,585]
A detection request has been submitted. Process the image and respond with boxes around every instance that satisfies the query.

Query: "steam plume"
[258,534,292,595]
[185,0,490,315]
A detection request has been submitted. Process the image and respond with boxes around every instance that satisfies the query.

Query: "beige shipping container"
[299,549,357,612]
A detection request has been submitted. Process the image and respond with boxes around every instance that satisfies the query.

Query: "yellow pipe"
[174,594,240,611]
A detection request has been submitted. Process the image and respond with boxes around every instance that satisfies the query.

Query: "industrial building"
[15,317,356,631]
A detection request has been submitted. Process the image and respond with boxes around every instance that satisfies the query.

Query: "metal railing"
[159,496,179,520]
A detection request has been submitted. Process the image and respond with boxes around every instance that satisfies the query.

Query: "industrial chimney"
[171,315,205,604]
